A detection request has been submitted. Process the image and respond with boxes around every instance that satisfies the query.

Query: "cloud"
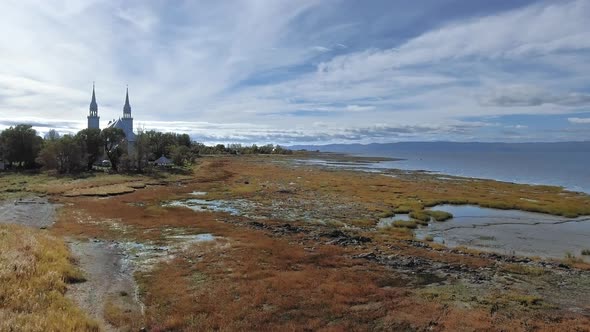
[479,86,590,107]
[568,117,590,124]
[0,0,589,143]
[317,0,590,77]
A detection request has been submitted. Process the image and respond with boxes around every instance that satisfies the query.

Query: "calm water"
[310,143,590,193]
[374,151,590,193]
[415,205,590,260]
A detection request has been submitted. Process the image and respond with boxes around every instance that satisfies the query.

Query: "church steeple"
[87,82,100,129]
[89,82,98,116]
[123,85,132,118]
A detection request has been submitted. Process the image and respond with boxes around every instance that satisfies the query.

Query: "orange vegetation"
[48,155,590,331]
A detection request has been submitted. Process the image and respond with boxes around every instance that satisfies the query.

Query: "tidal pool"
[378,214,412,227]
[163,198,241,215]
[415,205,590,260]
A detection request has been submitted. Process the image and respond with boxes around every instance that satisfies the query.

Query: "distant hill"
[289,141,590,154]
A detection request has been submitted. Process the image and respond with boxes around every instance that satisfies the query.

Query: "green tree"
[0,124,43,168]
[101,127,126,171]
[170,145,192,166]
[37,135,82,173]
[134,128,150,172]
[176,133,191,147]
[76,128,103,170]
[46,129,60,141]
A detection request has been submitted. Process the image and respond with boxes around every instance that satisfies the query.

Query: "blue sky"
[0,0,589,144]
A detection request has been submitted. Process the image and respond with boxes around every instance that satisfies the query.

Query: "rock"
[248,221,265,229]
[355,252,378,260]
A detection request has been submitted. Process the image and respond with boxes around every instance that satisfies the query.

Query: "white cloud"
[568,117,590,124]
[0,0,589,143]
[318,0,590,77]
[479,85,590,107]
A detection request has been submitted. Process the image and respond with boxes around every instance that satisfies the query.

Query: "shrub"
[581,249,590,256]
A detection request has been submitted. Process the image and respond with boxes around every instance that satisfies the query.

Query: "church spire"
[87,82,100,129]
[89,82,98,116]
[123,85,132,118]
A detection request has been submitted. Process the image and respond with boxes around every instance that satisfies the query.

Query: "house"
[154,155,173,167]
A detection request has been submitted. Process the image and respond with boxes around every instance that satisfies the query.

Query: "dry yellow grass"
[0,224,99,332]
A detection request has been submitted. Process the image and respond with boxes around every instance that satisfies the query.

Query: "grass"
[409,210,431,222]
[0,169,192,199]
[564,251,584,264]
[0,224,98,331]
[392,220,418,229]
[427,210,453,221]
[103,297,143,330]
[501,263,546,276]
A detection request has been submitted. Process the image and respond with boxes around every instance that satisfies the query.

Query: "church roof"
[106,118,136,142]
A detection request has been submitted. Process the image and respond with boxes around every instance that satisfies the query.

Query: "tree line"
[0,124,292,173]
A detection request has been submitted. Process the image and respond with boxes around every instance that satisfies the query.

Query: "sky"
[0,0,589,144]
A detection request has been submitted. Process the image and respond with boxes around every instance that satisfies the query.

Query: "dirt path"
[66,239,143,332]
[0,196,142,331]
[0,196,57,228]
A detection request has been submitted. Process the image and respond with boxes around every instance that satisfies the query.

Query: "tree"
[170,145,192,166]
[176,133,191,147]
[45,129,60,141]
[101,127,126,171]
[134,128,150,172]
[0,124,43,168]
[36,141,58,171]
[37,135,82,173]
[76,128,103,170]
[55,135,82,173]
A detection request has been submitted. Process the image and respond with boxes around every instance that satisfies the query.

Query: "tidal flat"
[2,153,590,331]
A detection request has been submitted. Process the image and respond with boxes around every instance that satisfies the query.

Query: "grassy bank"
[0,224,98,331]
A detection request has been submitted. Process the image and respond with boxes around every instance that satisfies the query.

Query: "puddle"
[378,214,412,227]
[415,204,590,260]
[163,198,241,215]
[168,233,215,242]
[190,191,207,196]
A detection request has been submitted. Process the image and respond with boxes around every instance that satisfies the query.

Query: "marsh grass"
[103,297,143,330]
[427,210,453,221]
[409,211,431,222]
[0,224,98,331]
[501,264,546,276]
[564,251,584,264]
[392,220,418,229]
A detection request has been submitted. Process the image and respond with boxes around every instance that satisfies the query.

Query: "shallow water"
[163,198,241,215]
[415,205,590,260]
[377,214,412,227]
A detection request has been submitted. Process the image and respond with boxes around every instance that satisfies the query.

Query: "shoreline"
[296,150,590,195]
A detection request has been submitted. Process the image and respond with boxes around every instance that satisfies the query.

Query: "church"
[87,84,136,143]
